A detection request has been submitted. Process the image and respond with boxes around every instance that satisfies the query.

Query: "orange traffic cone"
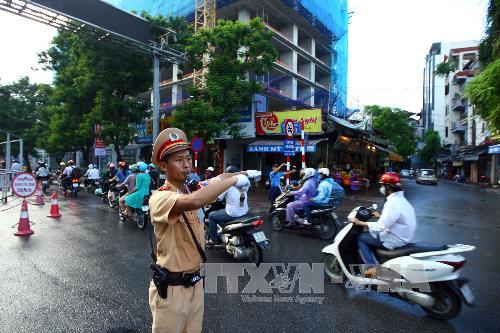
[47,191,62,218]
[14,200,34,236]
[33,182,45,206]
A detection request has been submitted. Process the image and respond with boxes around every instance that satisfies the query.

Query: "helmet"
[109,163,116,169]
[129,164,139,172]
[118,161,127,168]
[148,163,155,169]
[319,168,330,177]
[379,172,401,187]
[88,164,94,169]
[60,162,66,167]
[225,165,240,173]
[301,168,316,180]
[137,161,148,172]
[355,207,373,222]
[207,167,215,172]
[68,160,74,165]
[94,188,103,196]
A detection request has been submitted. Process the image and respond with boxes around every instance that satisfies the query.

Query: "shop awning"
[372,144,404,162]
[247,138,326,153]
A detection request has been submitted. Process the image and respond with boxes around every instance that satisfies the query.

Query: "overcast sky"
[0,0,489,114]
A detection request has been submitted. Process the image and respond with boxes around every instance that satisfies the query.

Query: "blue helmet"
[137,161,148,172]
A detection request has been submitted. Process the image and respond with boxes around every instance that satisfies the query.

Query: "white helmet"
[207,167,214,172]
[302,168,316,180]
[88,164,94,169]
[319,168,330,176]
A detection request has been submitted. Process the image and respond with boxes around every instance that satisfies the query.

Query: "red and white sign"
[11,172,37,198]
[284,119,295,138]
[95,138,106,148]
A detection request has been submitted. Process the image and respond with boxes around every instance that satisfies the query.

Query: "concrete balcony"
[452,98,465,112]
[451,122,466,133]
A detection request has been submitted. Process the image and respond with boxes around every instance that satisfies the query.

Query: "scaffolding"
[110,0,348,115]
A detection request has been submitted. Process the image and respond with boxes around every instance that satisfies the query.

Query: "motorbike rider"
[204,167,216,180]
[269,163,296,204]
[122,162,150,217]
[206,165,250,246]
[148,163,160,191]
[62,160,76,193]
[349,172,416,277]
[284,168,317,226]
[109,162,130,201]
[100,163,117,193]
[117,164,138,214]
[84,164,100,187]
[303,168,345,225]
[35,162,50,182]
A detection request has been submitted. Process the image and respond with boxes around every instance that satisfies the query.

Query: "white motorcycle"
[322,205,475,320]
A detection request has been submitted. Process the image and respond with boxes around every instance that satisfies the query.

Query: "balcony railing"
[275,59,292,70]
[316,82,329,90]
[452,98,465,112]
[451,122,466,133]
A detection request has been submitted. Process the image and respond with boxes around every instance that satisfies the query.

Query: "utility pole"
[152,53,160,141]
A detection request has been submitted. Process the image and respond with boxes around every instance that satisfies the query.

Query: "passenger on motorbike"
[284,168,317,226]
[84,164,100,187]
[303,168,345,225]
[206,166,251,246]
[35,162,50,182]
[109,162,130,201]
[123,162,151,217]
[349,172,416,277]
[62,160,75,192]
[148,163,160,191]
[118,164,139,215]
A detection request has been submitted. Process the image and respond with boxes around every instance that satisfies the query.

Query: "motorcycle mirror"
[371,204,378,210]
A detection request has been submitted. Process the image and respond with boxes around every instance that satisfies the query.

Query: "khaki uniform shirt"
[149,181,205,273]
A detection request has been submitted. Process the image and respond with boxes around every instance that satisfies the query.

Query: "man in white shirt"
[350,172,416,277]
[206,166,250,246]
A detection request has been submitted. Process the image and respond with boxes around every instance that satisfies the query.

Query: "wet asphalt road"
[0,180,499,333]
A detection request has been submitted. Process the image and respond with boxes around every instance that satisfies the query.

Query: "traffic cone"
[47,191,62,218]
[33,182,45,206]
[14,200,34,236]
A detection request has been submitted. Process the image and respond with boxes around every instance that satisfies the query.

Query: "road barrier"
[14,200,34,237]
[47,191,62,218]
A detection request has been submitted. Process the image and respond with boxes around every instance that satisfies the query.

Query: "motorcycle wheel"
[72,189,78,198]
[317,217,337,240]
[108,197,116,208]
[323,254,344,283]
[422,283,461,320]
[270,211,285,231]
[248,241,263,267]
[136,212,147,230]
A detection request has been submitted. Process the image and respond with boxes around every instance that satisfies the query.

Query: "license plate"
[142,205,149,212]
[253,231,267,243]
[460,284,474,304]
[94,181,100,185]
[72,183,79,188]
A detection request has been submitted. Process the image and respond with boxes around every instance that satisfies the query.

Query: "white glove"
[234,174,250,188]
[245,170,261,179]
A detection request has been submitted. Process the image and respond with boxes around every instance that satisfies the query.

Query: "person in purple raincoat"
[285,168,317,225]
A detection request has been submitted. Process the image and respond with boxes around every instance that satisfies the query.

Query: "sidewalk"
[442,179,500,194]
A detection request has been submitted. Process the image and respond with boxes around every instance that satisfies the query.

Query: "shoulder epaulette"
[158,185,171,191]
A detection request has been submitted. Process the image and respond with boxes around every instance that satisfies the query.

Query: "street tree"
[0,77,52,162]
[466,0,500,133]
[39,14,181,163]
[173,18,278,140]
[419,130,441,168]
[365,105,416,157]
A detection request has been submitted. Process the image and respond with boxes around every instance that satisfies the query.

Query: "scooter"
[322,205,475,320]
[269,189,339,240]
[207,214,269,266]
[70,178,80,197]
[119,194,150,230]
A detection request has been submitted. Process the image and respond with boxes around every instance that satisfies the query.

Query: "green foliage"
[479,0,500,66]
[0,77,52,159]
[365,105,416,157]
[173,18,278,140]
[418,130,441,167]
[38,14,180,162]
[465,58,500,132]
[435,61,455,77]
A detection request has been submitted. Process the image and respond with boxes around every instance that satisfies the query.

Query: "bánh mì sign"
[255,109,321,135]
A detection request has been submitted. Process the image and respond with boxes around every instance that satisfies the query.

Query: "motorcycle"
[269,189,339,240]
[322,205,475,320]
[206,213,269,266]
[119,194,150,230]
[85,178,101,193]
[69,178,80,197]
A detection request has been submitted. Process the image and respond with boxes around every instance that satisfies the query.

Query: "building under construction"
[111,0,349,171]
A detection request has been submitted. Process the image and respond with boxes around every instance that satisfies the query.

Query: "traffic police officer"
[149,128,249,333]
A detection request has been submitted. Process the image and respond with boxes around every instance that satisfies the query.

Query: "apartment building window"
[445,126,448,137]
